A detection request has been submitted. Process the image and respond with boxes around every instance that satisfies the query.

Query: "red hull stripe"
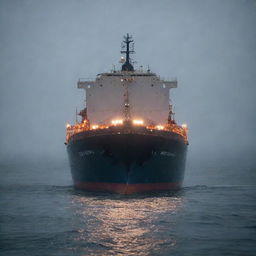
[75,182,181,195]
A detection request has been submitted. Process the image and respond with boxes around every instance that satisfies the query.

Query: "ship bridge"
[77,71,177,125]
[77,33,177,126]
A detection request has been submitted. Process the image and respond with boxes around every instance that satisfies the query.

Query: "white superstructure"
[65,34,188,146]
[78,72,177,125]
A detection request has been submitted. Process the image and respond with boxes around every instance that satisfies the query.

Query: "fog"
[0,0,256,183]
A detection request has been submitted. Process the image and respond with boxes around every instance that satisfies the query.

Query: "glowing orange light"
[156,125,164,130]
[111,119,123,126]
[91,125,99,129]
[133,119,144,125]
[66,123,71,128]
[181,123,188,129]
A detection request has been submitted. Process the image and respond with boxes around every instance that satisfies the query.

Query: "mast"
[121,33,135,71]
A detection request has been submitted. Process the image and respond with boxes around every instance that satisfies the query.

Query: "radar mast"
[121,33,135,71]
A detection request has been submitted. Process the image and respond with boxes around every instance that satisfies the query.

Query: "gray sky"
[0,0,256,164]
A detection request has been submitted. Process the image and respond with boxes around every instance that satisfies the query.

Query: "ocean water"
[0,159,256,256]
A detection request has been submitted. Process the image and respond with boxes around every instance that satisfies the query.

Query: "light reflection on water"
[72,193,183,256]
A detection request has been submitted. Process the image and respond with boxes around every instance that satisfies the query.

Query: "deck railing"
[66,121,188,144]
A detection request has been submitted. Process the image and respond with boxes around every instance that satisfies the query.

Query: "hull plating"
[67,131,187,194]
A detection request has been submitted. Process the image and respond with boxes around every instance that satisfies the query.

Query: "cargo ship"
[65,34,188,194]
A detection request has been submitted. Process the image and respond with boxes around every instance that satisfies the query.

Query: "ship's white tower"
[77,34,177,125]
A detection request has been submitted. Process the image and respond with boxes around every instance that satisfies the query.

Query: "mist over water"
[1,0,256,255]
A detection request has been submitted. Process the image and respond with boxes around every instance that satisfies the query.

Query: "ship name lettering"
[160,152,176,157]
[78,150,94,157]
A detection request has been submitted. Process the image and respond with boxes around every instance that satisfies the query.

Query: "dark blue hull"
[67,128,187,194]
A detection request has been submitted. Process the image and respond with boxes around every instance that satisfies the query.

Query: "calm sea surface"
[0,160,256,256]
